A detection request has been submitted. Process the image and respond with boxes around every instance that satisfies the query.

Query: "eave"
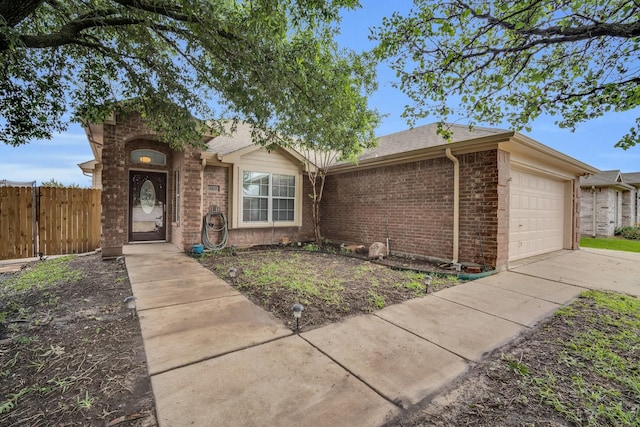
[327,132,514,175]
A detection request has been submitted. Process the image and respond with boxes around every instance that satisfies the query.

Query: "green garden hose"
[201,210,228,250]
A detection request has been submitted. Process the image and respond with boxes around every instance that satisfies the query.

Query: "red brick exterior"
[173,146,203,251]
[320,149,508,269]
[101,112,199,257]
[200,165,314,247]
[100,112,315,257]
[101,113,169,257]
[99,114,575,268]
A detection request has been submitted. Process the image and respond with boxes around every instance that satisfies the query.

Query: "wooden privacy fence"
[0,187,101,260]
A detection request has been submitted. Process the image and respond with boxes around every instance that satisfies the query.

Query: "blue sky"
[1,1,639,187]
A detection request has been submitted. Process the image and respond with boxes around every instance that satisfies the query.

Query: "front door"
[129,171,166,242]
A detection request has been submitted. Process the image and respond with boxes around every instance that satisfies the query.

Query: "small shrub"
[620,226,640,240]
[302,243,320,252]
[614,226,627,236]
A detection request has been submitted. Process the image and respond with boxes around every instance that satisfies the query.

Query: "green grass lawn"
[580,236,640,253]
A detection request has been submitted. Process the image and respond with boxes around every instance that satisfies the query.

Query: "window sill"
[235,222,300,229]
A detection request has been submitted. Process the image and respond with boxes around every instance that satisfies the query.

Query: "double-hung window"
[242,171,296,224]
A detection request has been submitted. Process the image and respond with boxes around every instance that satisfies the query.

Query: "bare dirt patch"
[0,254,155,427]
[198,249,459,331]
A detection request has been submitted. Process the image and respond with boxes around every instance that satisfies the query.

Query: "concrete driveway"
[510,248,640,297]
[123,245,640,426]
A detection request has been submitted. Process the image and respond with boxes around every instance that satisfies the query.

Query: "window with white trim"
[242,171,296,223]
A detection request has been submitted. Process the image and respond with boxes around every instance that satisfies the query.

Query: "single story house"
[81,111,598,270]
[579,170,640,236]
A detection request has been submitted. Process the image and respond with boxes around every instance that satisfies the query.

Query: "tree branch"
[19,16,145,48]
[457,0,640,40]
[556,76,640,101]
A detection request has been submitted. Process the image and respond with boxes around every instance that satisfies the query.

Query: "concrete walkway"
[123,244,640,427]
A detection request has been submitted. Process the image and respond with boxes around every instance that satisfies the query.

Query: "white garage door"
[509,169,566,261]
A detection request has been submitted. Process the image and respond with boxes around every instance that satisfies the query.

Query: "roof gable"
[580,170,623,187]
[204,121,310,169]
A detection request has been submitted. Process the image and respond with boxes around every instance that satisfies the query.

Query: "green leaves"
[0,0,379,157]
[372,0,640,148]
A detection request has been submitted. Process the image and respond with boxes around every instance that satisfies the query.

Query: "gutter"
[445,148,459,263]
[201,158,207,230]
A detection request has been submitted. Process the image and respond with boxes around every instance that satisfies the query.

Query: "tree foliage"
[0,0,379,156]
[373,0,640,148]
[41,177,80,188]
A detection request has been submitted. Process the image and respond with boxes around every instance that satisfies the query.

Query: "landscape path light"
[424,275,433,294]
[229,267,238,284]
[292,303,304,332]
[123,296,137,318]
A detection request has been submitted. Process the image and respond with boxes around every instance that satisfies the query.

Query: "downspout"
[591,186,596,238]
[201,158,207,224]
[445,148,459,263]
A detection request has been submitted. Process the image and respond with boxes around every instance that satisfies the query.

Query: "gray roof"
[357,123,511,162]
[580,170,639,190]
[621,172,640,185]
[580,170,622,186]
[205,122,512,163]
[205,121,255,156]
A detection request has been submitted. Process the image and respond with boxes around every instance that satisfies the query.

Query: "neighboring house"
[80,112,597,270]
[579,170,640,236]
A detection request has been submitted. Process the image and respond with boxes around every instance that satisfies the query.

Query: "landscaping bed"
[198,249,459,331]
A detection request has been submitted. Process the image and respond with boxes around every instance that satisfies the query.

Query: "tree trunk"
[0,0,45,51]
[0,0,44,27]
[308,170,326,247]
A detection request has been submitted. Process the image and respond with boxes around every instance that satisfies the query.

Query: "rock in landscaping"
[368,242,387,260]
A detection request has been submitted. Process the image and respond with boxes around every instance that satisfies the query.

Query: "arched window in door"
[131,149,166,166]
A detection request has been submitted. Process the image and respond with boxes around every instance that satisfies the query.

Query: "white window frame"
[234,166,302,228]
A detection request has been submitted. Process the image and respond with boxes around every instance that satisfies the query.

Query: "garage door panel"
[509,169,566,261]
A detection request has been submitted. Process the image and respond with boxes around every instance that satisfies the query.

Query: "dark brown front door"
[129,171,166,242]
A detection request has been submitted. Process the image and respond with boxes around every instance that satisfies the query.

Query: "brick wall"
[321,149,502,268]
[175,146,203,251]
[459,150,509,269]
[101,111,315,256]
[101,120,126,258]
[496,150,511,268]
[622,188,638,228]
[580,186,636,237]
[199,165,315,248]
[170,151,185,248]
[579,187,595,236]
[200,165,229,248]
[571,179,581,248]
[101,112,190,257]
[599,189,617,236]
